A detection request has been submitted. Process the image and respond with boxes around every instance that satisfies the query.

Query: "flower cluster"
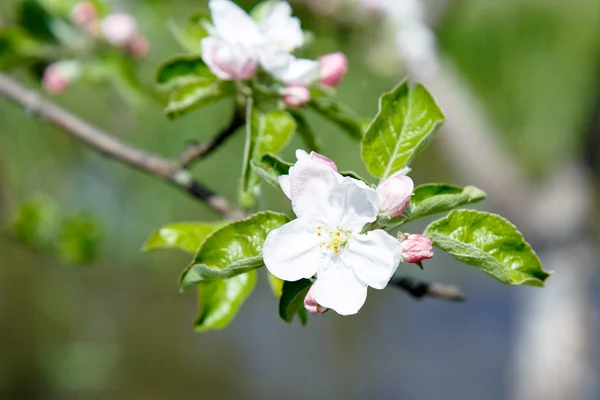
[43,2,150,95]
[263,150,434,316]
[202,0,348,108]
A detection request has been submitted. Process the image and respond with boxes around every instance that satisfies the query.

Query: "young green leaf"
[58,214,103,264]
[405,184,486,222]
[179,211,289,289]
[309,87,366,140]
[251,153,293,188]
[195,271,257,332]
[279,279,312,323]
[424,210,551,286]
[361,81,444,179]
[155,55,214,90]
[165,79,235,118]
[142,222,225,254]
[240,105,296,207]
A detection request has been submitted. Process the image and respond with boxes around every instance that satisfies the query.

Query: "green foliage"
[165,79,235,118]
[361,81,444,179]
[251,153,293,189]
[195,270,257,332]
[240,103,296,207]
[142,222,225,253]
[57,214,102,264]
[10,197,102,264]
[17,0,57,42]
[167,11,211,54]
[380,184,487,226]
[279,279,311,324]
[309,87,367,140]
[424,210,550,286]
[289,110,321,152]
[155,55,215,90]
[179,211,289,289]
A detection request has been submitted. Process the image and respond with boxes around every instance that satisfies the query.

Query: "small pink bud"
[127,34,150,59]
[101,13,137,47]
[304,283,327,315]
[71,1,97,27]
[401,234,434,263]
[376,175,413,217]
[318,52,348,87]
[283,85,311,108]
[42,64,70,95]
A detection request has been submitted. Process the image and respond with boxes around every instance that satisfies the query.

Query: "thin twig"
[389,275,465,302]
[179,110,245,168]
[0,72,245,220]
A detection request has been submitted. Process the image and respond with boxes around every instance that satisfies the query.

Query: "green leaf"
[167,11,210,54]
[17,0,57,42]
[309,87,366,140]
[404,184,486,222]
[165,79,235,118]
[267,273,284,297]
[142,222,225,254]
[289,110,320,152]
[361,81,445,179]
[424,210,550,286]
[57,214,102,264]
[279,279,312,323]
[240,104,296,207]
[180,211,289,289]
[155,55,214,90]
[195,270,257,332]
[250,153,292,188]
[10,196,59,252]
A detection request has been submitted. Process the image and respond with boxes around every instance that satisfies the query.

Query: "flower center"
[317,226,349,254]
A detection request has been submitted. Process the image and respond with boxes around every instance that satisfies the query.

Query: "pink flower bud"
[318,52,348,87]
[101,13,137,46]
[304,283,327,315]
[42,64,70,95]
[376,175,413,217]
[71,1,97,27]
[127,34,150,59]
[282,85,311,108]
[201,38,258,81]
[401,234,434,263]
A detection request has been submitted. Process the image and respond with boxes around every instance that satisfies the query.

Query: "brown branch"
[179,110,245,168]
[389,276,465,302]
[0,72,245,220]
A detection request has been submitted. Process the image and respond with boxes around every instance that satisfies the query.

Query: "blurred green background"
[1,0,599,399]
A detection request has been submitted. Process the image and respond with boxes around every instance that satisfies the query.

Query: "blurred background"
[1,0,599,399]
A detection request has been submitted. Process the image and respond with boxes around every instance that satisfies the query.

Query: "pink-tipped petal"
[401,234,434,263]
[376,175,414,217]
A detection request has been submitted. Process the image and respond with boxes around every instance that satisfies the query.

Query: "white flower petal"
[327,175,379,231]
[314,264,368,315]
[278,175,291,199]
[290,157,338,222]
[257,46,318,85]
[344,230,402,289]
[258,1,304,52]
[263,219,322,281]
[209,0,264,46]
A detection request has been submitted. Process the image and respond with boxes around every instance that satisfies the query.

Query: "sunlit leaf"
[155,55,214,90]
[195,270,257,332]
[361,81,444,179]
[57,214,102,264]
[142,222,225,254]
[165,79,235,118]
[179,211,289,289]
[424,210,550,286]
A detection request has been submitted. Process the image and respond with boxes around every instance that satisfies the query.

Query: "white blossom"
[202,0,319,84]
[264,153,403,315]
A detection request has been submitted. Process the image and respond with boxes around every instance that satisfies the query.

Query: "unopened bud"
[318,52,348,87]
[127,34,150,59]
[282,85,311,108]
[71,1,97,27]
[376,175,413,217]
[102,13,137,46]
[279,150,338,200]
[42,61,80,95]
[304,283,327,315]
[401,233,434,263]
